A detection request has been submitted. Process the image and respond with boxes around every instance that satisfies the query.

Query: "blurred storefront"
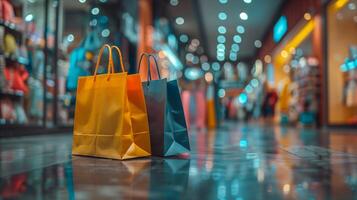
[0,0,218,135]
[258,0,326,127]
[326,0,357,126]
[258,0,357,128]
[0,0,153,135]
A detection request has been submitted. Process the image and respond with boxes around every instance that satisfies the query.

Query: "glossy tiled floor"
[1,122,357,200]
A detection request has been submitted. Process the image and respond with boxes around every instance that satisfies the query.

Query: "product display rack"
[289,56,320,126]
[0,0,70,136]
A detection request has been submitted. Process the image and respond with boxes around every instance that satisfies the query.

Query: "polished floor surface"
[1,122,357,200]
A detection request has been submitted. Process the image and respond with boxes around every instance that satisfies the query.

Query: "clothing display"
[0,0,15,22]
[0,4,31,124]
[292,57,320,125]
[66,47,90,91]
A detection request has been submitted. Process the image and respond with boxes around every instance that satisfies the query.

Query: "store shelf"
[0,89,24,98]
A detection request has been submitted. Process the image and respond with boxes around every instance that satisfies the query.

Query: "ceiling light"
[304,13,312,20]
[185,53,194,62]
[205,72,213,82]
[175,17,185,25]
[78,0,86,3]
[179,34,189,43]
[251,79,259,87]
[240,12,248,20]
[217,49,225,55]
[219,0,228,4]
[212,62,221,71]
[170,0,179,6]
[101,29,110,37]
[200,55,208,63]
[217,43,225,48]
[218,12,227,20]
[67,34,74,42]
[254,40,262,48]
[229,52,237,58]
[99,0,107,2]
[91,7,99,15]
[243,0,252,3]
[264,55,271,63]
[202,63,210,71]
[192,56,199,64]
[281,50,288,58]
[233,35,242,43]
[217,35,226,43]
[89,19,97,26]
[348,2,356,10]
[231,43,239,51]
[191,38,200,46]
[229,54,237,61]
[236,25,245,34]
[245,85,253,93]
[218,26,227,34]
[218,89,226,97]
[25,14,34,22]
[217,55,225,61]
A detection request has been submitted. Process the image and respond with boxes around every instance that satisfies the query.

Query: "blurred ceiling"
[165,0,284,61]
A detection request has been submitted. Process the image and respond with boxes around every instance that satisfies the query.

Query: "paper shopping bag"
[138,53,190,156]
[72,45,151,160]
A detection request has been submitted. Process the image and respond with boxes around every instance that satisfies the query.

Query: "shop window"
[327,0,357,125]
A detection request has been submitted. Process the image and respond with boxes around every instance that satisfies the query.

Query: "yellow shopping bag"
[72,44,151,160]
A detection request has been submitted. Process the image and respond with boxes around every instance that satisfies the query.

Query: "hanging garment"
[0,97,16,121]
[4,65,29,93]
[66,47,89,91]
[181,90,191,130]
[83,31,101,52]
[0,0,15,22]
[28,77,43,118]
[72,45,151,160]
[195,88,206,129]
[138,53,190,156]
[4,34,17,56]
[206,84,216,129]
[14,103,27,124]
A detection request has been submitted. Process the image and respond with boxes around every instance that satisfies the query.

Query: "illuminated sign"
[273,16,288,43]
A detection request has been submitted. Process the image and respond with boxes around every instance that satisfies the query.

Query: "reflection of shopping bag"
[138,54,190,156]
[72,45,151,160]
[149,158,190,200]
[72,156,150,199]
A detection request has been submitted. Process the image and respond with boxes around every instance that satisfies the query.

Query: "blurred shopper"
[262,86,278,122]
[195,79,206,130]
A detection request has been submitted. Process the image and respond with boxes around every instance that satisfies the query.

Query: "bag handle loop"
[110,45,126,73]
[93,44,112,81]
[137,53,161,82]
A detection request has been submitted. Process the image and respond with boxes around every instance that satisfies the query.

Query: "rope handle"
[110,45,126,73]
[93,44,112,81]
[137,53,161,82]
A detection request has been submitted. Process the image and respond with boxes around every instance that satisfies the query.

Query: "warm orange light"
[304,13,312,20]
[281,50,288,58]
[275,19,315,67]
[334,0,349,10]
[158,50,165,59]
[264,55,272,63]
[205,72,213,82]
